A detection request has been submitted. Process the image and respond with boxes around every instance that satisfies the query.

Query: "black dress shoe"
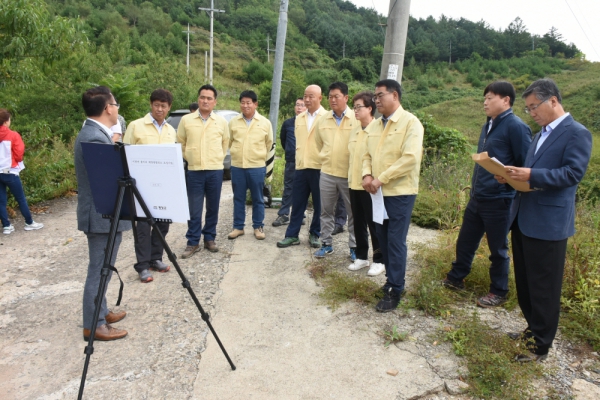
[332,225,344,235]
[375,287,402,312]
[515,352,547,363]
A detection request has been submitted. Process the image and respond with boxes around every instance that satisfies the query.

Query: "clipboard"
[472,152,532,192]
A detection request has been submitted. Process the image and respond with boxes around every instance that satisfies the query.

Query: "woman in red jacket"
[0,109,43,234]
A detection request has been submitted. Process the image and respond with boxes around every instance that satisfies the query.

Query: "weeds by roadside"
[382,325,409,347]
[443,313,544,399]
[308,259,381,310]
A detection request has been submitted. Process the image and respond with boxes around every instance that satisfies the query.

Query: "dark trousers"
[186,169,223,246]
[279,161,295,216]
[511,221,567,355]
[335,193,347,227]
[285,168,321,238]
[83,232,122,329]
[350,189,383,262]
[133,220,170,272]
[376,195,416,293]
[447,197,512,297]
[231,166,266,229]
[0,173,33,227]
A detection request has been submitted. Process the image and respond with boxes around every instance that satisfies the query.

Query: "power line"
[564,0,600,59]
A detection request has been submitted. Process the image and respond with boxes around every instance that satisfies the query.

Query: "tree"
[0,0,83,85]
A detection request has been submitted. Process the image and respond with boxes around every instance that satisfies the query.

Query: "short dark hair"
[189,102,199,112]
[483,81,516,106]
[198,84,218,99]
[239,90,258,103]
[150,89,173,105]
[352,91,376,116]
[328,82,348,96]
[0,109,11,125]
[522,78,562,103]
[375,79,402,100]
[82,86,113,117]
[296,97,304,102]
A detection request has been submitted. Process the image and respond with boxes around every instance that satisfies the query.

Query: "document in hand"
[472,152,532,192]
[370,187,389,225]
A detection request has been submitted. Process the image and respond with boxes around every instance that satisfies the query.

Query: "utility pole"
[182,23,195,74]
[449,39,451,66]
[380,0,411,83]
[269,0,289,145]
[264,0,289,196]
[198,0,225,85]
[342,41,345,59]
[205,51,208,81]
[266,34,276,62]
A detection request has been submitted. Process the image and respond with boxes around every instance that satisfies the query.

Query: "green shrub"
[243,60,273,85]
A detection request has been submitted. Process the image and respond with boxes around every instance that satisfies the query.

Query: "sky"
[348,0,600,62]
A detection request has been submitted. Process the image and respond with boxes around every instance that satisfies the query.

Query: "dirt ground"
[1,182,599,399]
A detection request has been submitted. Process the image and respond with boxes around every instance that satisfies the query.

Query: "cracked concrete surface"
[0,182,469,399]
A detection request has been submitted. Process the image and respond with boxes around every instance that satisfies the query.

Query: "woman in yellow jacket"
[347,92,384,276]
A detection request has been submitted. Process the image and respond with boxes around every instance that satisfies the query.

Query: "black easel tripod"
[78,143,235,400]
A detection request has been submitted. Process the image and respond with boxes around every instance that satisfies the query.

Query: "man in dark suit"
[497,79,592,362]
[74,86,132,341]
[443,81,531,307]
[272,98,305,226]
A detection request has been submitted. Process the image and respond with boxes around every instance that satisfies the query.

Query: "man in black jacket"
[443,81,532,307]
[273,98,306,226]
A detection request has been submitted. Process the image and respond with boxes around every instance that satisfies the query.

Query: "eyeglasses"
[524,99,548,114]
[108,103,120,109]
[353,105,367,112]
[372,91,392,102]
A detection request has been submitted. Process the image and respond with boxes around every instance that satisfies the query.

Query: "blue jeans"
[186,170,223,246]
[278,161,295,216]
[376,195,416,293]
[447,197,512,297]
[285,168,321,238]
[0,173,33,227]
[231,166,266,229]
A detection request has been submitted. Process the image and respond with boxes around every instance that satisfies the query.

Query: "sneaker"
[477,293,507,308]
[308,233,320,248]
[348,259,369,271]
[181,244,200,259]
[367,262,385,276]
[375,287,402,312]
[24,221,44,231]
[272,215,290,227]
[138,269,154,283]
[254,227,266,240]
[3,224,14,235]
[277,237,300,248]
[349,247,357,261]
[314,245,333,258]
[332,225,344,235]
[150,260,170,273]
[228,229,245,239]
[441,277,465,291]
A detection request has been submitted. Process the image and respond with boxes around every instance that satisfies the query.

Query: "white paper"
[490,157,504,167]
[370,187,389,225]
[124,144,190,223]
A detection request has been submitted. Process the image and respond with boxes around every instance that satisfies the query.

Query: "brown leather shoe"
[181,244,201,259]
[204,240,219,252]
[83,324,128,341]
[105,310,126,324]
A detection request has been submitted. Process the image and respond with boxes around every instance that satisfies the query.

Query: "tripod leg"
[130,184,236,371]
[78,183,128,400]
